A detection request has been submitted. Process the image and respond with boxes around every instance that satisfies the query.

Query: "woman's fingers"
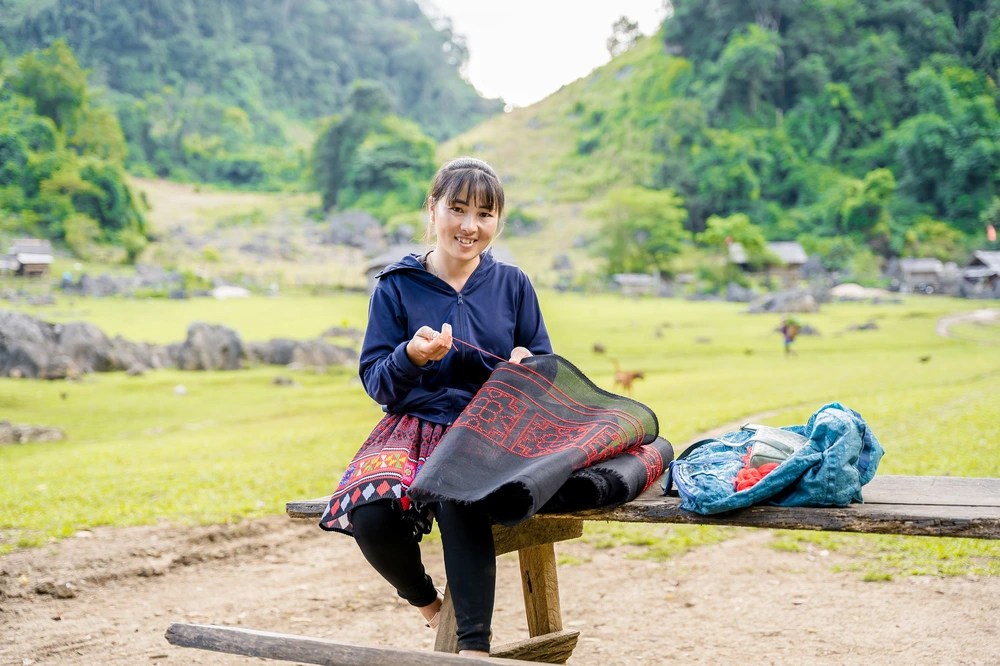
[410,323,452,363]
[437,323,453,347]
[509,346,532,364]
[414,325,437,341]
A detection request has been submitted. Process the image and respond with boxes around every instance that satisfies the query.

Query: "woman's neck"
[427,249,480,292]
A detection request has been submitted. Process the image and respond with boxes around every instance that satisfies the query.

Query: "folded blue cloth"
[664,402,884,515]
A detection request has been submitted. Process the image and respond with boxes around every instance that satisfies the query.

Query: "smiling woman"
[424,157,504,291]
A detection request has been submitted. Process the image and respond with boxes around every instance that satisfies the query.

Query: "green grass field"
[2,292,998,578]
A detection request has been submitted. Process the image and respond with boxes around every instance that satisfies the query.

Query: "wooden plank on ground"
[492,630,579,664]
[165,623,541,665]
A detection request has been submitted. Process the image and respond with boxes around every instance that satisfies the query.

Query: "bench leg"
[518,542,563,636]
[433,585,460,653]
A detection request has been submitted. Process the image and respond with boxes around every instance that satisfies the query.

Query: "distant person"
[781,317,801,355]
[317,156,552,657]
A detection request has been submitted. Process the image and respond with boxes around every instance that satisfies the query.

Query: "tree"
[312,80,392,210]
[892,62,1000,233]
[902,217,968,262]
[338,115,437,222]
[588,187,688,276]
[717,23,782,116]
[9,40,88,132]
[68,105,127,162]
[698,212,768,260]
[607,16,641,58]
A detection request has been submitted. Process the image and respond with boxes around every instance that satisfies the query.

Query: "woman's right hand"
[406,323,453,367]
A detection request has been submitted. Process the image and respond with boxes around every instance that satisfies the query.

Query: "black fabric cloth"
[540,436,674,513]
[408,354,671,525]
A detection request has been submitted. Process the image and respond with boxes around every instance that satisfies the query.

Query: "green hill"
[446,1,1000,283]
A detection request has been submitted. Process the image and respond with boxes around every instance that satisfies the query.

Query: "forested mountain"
[3,0,998,281]
[0,0,501,187]
[452,0,1000,281]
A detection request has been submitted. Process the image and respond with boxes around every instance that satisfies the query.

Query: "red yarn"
[734,462,779,491]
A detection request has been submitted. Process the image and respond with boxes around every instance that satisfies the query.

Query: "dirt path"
[2,512,999,665]
[935,307,1000,342]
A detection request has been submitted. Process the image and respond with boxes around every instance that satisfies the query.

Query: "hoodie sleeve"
[358,278,433,407]
[514,270,553,355]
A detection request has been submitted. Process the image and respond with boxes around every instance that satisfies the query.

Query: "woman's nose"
[459,214,476,231]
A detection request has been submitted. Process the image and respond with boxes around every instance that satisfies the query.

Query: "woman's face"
[430,187,499,264]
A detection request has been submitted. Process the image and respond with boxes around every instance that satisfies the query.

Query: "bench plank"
[285,476,1000,540]
[562,498,1000,538]
[860,475,1000,507]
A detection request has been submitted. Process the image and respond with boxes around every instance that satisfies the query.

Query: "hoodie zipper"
[455,292,465,360]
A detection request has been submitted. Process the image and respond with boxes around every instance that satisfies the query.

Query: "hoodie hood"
[377,250,498,293]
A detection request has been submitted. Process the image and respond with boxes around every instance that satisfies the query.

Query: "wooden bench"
[167,474,1000,664]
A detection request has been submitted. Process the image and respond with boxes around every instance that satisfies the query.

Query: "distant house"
[611,272,664,297]
[729,241,809,283]
[2,239,54,277]
[960,250,1000,297]
[896,257,944,294]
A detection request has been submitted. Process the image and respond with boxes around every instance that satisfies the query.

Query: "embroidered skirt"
[319,413,447,535]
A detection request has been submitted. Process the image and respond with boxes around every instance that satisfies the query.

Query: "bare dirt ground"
[2,512,999,666]
[3,309,999,665]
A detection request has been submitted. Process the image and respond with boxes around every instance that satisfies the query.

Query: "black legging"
[350,500,496,653]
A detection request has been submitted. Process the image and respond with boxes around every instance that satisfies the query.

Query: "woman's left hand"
[508,347,532,364]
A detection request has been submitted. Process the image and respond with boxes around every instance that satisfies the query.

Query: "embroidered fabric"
[407,354,672,525]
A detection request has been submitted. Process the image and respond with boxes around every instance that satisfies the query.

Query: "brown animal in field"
[611,360,645,397]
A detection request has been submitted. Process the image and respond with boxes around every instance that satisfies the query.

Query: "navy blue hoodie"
[359,250,552,425]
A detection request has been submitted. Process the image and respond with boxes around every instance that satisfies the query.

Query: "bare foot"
[419,594,443,627]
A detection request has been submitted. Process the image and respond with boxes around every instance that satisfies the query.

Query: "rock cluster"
[0,310,358,379]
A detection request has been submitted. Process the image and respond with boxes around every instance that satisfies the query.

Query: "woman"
[319,156,552,656]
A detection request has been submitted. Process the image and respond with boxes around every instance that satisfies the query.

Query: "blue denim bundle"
[664,402,884,515]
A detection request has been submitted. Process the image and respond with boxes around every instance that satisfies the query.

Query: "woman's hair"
[425,157,505,239]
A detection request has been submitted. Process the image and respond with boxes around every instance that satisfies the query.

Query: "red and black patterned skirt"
[319,413,448,535]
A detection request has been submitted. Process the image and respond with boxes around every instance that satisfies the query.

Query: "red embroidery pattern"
[456,384,635,466]
[460,387,527,444]
[319,414,446,534]
[624,444,666,491]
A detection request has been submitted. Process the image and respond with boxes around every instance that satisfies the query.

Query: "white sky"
[420,1,668,108]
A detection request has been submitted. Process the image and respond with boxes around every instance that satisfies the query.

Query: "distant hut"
[3,239,54,277]
[895,258,944,294]
[729,241,808,283]
[611,272,663,297]
[960,250,1000,298]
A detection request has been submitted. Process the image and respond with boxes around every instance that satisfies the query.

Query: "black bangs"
[439,169,504,216]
